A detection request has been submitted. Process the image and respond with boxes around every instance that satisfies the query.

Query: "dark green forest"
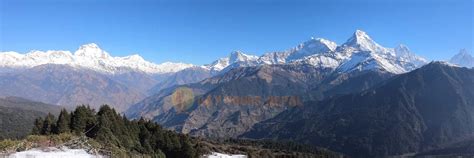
[28,105,340,158]
[32,105,198,157]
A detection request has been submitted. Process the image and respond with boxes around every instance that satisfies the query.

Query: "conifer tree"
[31,117,44,135]
[54,109,71,134]
[71,105,96,135]
[41,113,56,135]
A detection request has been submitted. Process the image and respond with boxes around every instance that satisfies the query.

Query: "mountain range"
[0,30,473,157]
[0,30,431,111]
[124,30,430,136]
[0,43,194,74]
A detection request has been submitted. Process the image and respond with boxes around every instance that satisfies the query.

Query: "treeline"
[31,105,200,158]
[201,138,341,158]
[223,138,335,155]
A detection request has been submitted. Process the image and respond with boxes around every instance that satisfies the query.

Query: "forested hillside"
[0,97,60,139]
[4,105,339,157]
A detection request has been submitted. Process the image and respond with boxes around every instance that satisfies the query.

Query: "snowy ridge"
[205,30,428,74]
[0,43,194,74]
[332,30,428,73]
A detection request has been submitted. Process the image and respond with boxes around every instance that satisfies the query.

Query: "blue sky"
[0,0,472,65]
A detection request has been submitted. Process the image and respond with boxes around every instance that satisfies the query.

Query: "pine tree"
[54,109,71,134]
[95,120,120,147]
[41,113,56,135]
[31,117,44,135]
[71,105,96,135]
[138,124,153,153]
[94,105,121,146]
[180,137,197,158]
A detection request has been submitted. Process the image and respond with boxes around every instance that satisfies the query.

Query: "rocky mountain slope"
[148,66,212,95]
[0,64,147,111]
[243,62,474,157]
[126,63,394,138]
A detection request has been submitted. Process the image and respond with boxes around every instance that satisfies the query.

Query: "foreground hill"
[0,105,340,158]
[243,62,474,157]
[0,97,60,139]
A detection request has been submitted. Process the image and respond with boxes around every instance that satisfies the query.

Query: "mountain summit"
[342,30,386,53]
[450,49,474,68]
[229,51,258,63]
[286,38,337,61]
[74,43,111,59]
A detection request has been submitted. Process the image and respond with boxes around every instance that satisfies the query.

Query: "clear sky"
[0,0,472,65]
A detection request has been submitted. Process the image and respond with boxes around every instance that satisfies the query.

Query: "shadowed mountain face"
[126,63,393,138]
[243,62,474,157]
[416,137,474,157]
[0,97,61,139]
[0,64,149,111]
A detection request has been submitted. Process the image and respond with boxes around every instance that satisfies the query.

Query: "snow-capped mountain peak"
[0,43,194,74]
[394,44,428,67]
[394,44,410,55]
[204,57,230,72]
[450,49,474,68]
[229,51,258,63]
[285,38,337,61]
[343,30,386,53]
[303,38,337,52]
[74,43,111,59]
[454,49,471,58]
[204,30,428,75]
[123,54,146,62]
[204,51,259,72]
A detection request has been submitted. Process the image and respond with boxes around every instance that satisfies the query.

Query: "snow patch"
[203,152,247,158]
[7,147,103,158]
